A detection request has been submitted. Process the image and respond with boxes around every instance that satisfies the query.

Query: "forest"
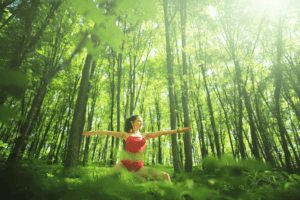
[0,0,300,199]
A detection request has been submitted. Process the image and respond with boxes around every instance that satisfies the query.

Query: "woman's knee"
[161,172,171,182]
[112,162,124,170]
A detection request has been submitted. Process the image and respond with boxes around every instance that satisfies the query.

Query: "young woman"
[82,115,192,182]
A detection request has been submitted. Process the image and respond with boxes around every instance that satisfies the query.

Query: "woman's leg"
[103,162,124,178]
[137,167,171,182]
[161,171,171,182]
[112,161,124,170]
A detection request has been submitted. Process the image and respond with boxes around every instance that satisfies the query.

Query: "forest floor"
[0,156,300,200]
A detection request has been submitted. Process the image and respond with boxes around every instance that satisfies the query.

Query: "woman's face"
[131,116,143,132]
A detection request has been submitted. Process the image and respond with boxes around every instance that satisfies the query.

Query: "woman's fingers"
[182,127,192,132]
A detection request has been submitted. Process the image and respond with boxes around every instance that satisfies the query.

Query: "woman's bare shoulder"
[141,132,149,140]
[123,132,130,140]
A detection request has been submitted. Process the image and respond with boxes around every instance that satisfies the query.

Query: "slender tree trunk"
[163,0,181,175]
[275,14,293,174]
[116,38,124,162]
[34,93,60,159]
[48,116,63,160]
[102,126,109,165]
[200,64,221,158]
[191,65,208,159]
[5,80,48,167]
[191,95,203,165]
[108,52,116,166]
[154,88,162,164]
[83,60,97,166]
[282,82,300,122]
[27,103,50,159]
[64,54,93,177]
[242,66,260,160]
[213,83,235,158]
[251,69,276,166]
[91,135,98,161]
[234,61,246,159]
[179,0,193,171]
[287,67,300,100]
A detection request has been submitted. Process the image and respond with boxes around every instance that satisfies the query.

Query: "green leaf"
[0,140,8,148]
[0,69,27,99]
[284,182,291,190]
[0,105,25,125]
[0,69,26,86]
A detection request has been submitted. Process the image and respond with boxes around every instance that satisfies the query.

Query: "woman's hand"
[82,131,92,136]
[180,127,192,133]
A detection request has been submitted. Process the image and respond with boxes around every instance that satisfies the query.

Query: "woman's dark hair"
[124,115,140,133]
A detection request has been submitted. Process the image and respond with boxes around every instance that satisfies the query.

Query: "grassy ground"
[1,156,300,200]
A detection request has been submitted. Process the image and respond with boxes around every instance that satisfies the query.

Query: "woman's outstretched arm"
[82,131,127,139]
[145,127,192,140]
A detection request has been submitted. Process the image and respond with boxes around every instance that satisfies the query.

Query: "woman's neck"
[131,130,140,135]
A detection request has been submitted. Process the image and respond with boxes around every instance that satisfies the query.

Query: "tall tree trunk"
[242,66,260,160]
[64,54,93,178]
[191,92,203,159]
[275,14,293,174]
[48,116,63,160]
[274,65,293,173]
[213,83,235,158]
[191,65,208,159]
[102,125,110,166]
[53,117,67,164]
[234,61,246,159]
[154,88,162,164]
[163,0,181,175]
[5,80,48,167]
[282,82,300,122]
[180,0,193,172]
[108,52,116,166]
[116,33,124,162]
[34,102,58,159]
[21,95,46,159]
[251,69,275,167]
[83,60,97,166]
[26,102,50,159]
[200,64,221,158]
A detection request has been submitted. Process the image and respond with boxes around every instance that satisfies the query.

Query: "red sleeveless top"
[121,133,146,172]
[125,133,146,155]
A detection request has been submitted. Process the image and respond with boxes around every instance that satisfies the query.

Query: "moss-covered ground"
[1,156,300,200]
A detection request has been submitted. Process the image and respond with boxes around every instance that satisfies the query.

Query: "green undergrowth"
[0,156,300,200]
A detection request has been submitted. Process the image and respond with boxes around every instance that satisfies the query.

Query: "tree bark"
[108,51,116,166]
[163,0,181,174]
[200,64,221,158]
[234,61,246,159]
[34,96,60,159]
[191,65,208,160]
[242,66,260,160]
[5,79,48,166]
[83,61,98,166]
[180,0,193,172]
[64,54,92,177]
[251,69,276,166]
[154,88,162,164]
[213,83,235,158]
[274,14,293,174]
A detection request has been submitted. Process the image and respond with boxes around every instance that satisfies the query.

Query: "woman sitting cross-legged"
[82,115,192,182]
